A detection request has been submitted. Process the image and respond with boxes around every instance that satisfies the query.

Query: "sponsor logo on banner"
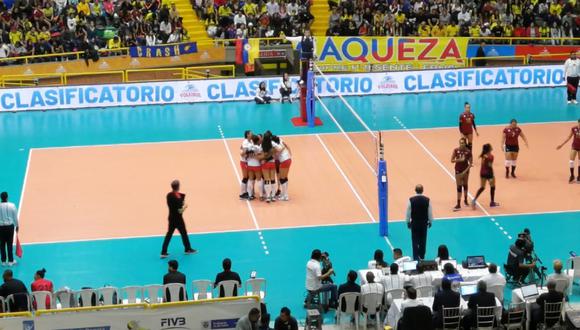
[210,319,239,329]
[180,83,202,98]
[161,317,189,330]
[22,320,34,330]
[315,37,469,72]
[377,75,399,90]
[515,45,580,61]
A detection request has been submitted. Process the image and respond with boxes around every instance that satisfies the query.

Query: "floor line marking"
[316,134,376,223]
[218,125,269,255]
[29,120,577,151]
[316,95,377,175]
[17,149,32,217]
[393,116,513,240]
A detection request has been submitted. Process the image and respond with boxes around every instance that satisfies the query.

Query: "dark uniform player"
[451,137,472,210]
[459,102,479,150]
[160,180,196,258]
[502,119,529,178]
[556,119,580,183]
[472,143,500,209]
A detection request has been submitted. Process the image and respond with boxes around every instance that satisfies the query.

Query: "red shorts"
[240,161,248,170]
[280,159,292,168]
[248,166,262,172]
[262,162,276,170]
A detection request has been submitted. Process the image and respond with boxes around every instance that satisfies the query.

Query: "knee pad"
[280,178,288,184]
[242,178,248,184]
[570,160,575,168]
[271,179,276,185]
[457,186,462,193]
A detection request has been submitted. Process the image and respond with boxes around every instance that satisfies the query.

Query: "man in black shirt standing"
[163,260,186,301]
[214,258,242,297]
[161,180,196,258]
[274,307,298,330]
[0,270,29,311]
[405,184,433,260]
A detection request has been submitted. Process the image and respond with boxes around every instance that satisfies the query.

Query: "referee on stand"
[160,180,196,258]
[406,185,433,261]
[0,192,18,266]
[564,51,579,105]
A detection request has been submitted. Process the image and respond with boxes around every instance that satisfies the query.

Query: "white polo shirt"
[305,259,322,291]
[564,58,580,78]
[0,202,18,227]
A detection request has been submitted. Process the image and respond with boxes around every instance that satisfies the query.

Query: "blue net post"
[378,146,388,236]
[306,61,315,128]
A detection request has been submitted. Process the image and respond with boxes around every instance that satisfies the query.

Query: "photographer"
[518,228,534,257]
[506,238,536,283]
[321,252,335,284]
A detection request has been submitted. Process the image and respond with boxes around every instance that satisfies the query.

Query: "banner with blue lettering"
[129,42,198,57]
[0,65,565,112]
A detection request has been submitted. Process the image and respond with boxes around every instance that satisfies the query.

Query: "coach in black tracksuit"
[160,180,196,258]
[405,185,433,261]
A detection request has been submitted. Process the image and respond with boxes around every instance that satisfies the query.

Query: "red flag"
[15,235,22,258]
[235,39,243,65]
[568,83,577,93]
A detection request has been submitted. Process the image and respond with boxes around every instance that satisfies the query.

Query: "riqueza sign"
[0,65,565,111]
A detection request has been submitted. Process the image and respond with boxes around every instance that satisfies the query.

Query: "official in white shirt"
[480,263,506,288]
[564,51,580,104]
[393,248,412,267]
[0,192,19,266]
[400,287,422,313]
[305,249,338,308]
[547,259,571,294]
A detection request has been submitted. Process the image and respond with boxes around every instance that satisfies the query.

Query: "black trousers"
[161,219,192,254]
[567,76,579,101]
[0,225,14,262]
[411,227,427,260]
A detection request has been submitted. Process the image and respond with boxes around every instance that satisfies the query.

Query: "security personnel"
[405,184,433,261]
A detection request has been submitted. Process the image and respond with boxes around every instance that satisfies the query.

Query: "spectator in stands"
[442,263,464,283]
[338,270,361,297]
[435,245,451,265]
[214,258,242,297]
[305,249,338,309]
[236,308,261,330]
[0,270,28,311]
[274,307,298,330]
[432,279,460,328]
[393,248,411,266]
[163,259,186,301]
[462,281,496,329]
[529,280,564,330]
[547,259,570,293]
[0,192,18,267]
[480,263,506,288]
[31,268,53,309]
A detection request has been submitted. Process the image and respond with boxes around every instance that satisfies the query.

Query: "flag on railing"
[235,38,259,72]
[129,42,198,57]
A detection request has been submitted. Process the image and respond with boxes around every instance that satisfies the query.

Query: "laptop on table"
[520,284,539,300]
[460,284,478,299]
[466,256,487,269]
[402,260,419,275]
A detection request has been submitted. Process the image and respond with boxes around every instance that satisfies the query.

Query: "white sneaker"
[1,262,6,267]
[574,100,578,104]
[281,196,289,201]
[8,260,17,266]
[568,101,572,104]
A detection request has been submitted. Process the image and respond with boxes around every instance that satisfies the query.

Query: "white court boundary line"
[316,134,376,223]
[393,116,514,240]
[20,208,580,246]
[17,149,32,220]
[30,119,576,151]
[217,125,270,255]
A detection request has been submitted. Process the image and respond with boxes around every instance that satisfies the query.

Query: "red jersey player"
[501,119,529,178]
[472,143,500,208]
[451,137,473,210]
[556,119,580,183]
[459,102,479,150]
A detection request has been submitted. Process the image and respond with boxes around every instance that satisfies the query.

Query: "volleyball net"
[311,63,389,236]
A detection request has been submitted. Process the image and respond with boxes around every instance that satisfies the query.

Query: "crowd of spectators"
[196,0,314,39]
[0,0,188,62]
[326,0,580,43]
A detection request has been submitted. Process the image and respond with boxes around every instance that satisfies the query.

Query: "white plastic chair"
[336,292,360,329]
[475,305,496,330]
[192,280,213,300]
[216,280,240,297]
[121,286,143,304]
[487,284,505,303]
[384,288,405,309]
[31,291,54,310]
[442,306,462,330]
[75,289,97,307]
[142,284,163,303]
[565,256,580,284]
[415,285,433,298]
[411,272,433,288]
[361,292,382,330]
[245,278,266,300]
[163,283,187,302]
[54,290,76,308]
[99,287,119,305]
[6,293,31,312]
[368,260,377,269]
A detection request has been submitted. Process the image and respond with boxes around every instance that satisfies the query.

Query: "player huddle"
[451,102,580,211]
[238,130,292,202]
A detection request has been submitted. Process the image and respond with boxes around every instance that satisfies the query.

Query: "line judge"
[405,184,433,261]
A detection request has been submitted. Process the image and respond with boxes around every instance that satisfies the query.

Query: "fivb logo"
[161,317,190,329]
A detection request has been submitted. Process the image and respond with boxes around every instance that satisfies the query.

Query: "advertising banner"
[515,45,580,61]
[0,65,565,111]
[314,37,470,72]
[129,42,198,58]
